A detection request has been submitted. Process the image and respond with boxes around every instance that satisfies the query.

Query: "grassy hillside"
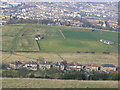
[2,78,118,88]
[38,39,116,52]
[2,52,118,65]
[2,24,118,52]
[63,30,118,42]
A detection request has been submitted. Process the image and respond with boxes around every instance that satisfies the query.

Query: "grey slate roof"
[11,61,22,65]
[101,64,116,67]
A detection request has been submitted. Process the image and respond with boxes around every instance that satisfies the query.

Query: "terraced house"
[7,61,119,73]
[39,61,52,70]
[52,62,65,70]
[100,64,117,72]
[84,63,100,72]
[23,61,38,71]
[9,61,23,70]
[66,62,83,71]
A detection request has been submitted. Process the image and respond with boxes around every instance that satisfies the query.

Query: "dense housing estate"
[1,2,118,31]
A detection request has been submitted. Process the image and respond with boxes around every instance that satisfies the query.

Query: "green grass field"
[2,78,118,88]
[38,39,117,52]
[2,24,118,52]
[63,30,118,42]
[2,24,118,88]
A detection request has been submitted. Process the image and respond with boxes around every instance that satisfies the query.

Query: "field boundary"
[59,29,66,39]
[57,53,66,61]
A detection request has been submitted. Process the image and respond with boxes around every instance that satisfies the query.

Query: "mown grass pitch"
[2,78,118,88]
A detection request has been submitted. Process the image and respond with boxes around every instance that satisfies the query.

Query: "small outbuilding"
[35,35,44,41]
[100,39,115,45]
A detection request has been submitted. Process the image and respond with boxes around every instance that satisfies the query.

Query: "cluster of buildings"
[1,2,117,30]
[100,39,115,45]
[35,35,44,41]
[4,60,119,73]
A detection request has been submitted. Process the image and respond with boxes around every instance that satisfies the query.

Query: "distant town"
[0,2,118,31]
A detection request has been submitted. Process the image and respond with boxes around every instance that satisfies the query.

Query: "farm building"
[35,35,44,41]
[100,39,115,45]
[9,61,23,70]
[66,62,83,71]
[100,64,117,72]
[23,61,38,71]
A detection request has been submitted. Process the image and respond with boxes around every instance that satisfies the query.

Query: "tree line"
[2,68,119,80]
[6,17,114,30]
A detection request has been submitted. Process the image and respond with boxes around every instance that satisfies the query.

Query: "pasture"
[2,52,118,65]
[63,30,118,42]
[2,24,118,88]
[2,24,118,52]
[2,78,118,88]
[38,39,117,52]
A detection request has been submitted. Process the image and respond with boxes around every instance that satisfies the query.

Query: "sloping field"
[38,39,117,52]
[63,30,118,42]
[2,78,118,88]
[2,52,118,65]
[2,24,118,52]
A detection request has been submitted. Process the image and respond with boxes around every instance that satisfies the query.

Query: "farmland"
[2,24,118,52]
[2,78,118,88]
[2,24,118,64]
[63,30,118,42]
[39,39,116,52]
[2,24,118,88]
[2,52,118,65]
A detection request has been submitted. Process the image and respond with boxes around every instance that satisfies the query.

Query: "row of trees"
[2,68,119,80]
[6,17,107,30]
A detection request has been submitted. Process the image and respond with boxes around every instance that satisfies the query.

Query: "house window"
[27,66,32,67]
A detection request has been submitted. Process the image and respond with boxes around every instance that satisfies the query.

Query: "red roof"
[85,63,99,67]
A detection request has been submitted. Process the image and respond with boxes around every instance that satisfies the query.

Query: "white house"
[23,61,38,71]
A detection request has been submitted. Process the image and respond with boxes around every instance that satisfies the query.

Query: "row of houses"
[5,61,119,73]
[100,39,115,45]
